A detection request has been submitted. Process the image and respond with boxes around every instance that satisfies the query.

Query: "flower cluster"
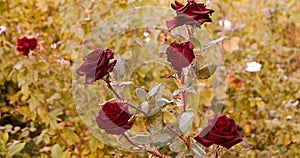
[73,0,243,157]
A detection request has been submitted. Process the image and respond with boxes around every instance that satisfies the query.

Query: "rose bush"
[195,115,243,149]
[96,102,134,135]
[166,0,214,31]
[76,48,117,84]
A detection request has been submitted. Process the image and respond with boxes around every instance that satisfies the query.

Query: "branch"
[122,133,165,158]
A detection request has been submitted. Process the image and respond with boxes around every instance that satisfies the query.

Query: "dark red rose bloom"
[166,0,214,31]
[76,48,117,84]
[166,41,195,75]
[194,115,243,149]
[96,102,134,135]
[16,36,38,56]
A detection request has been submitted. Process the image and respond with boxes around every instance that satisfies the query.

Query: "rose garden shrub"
[0,0,299,157]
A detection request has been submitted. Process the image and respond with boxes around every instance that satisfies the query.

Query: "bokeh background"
[0,0,299,157]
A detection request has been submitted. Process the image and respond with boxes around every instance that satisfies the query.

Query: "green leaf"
[169,139,186,152]
[193,64,217,79]
[202,36,227,51]
[141,101,149,113]
[156,98,169,107]
[3,132,9,143]
[191,142,206,158]
[51,144,63,158]
[153,133,171,143]
[190,37,201,49]
[147,112,163,135]
[163,112,177,124]
[178,112,194,133]
[132,134,152,145]
[7,142,26,157]
[113,55,126,81]
[136,88,149,100]
[148,83,162,97]
[119,81,134,86]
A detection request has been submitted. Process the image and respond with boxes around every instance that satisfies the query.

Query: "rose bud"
[166,0,214,31]
[76,48,117,84]
[96,102,134,135]
[16,36,38,56]
[166,41,195,76]
[194,115,243,149]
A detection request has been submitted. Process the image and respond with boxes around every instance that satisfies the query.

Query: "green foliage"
[0,0,299,157]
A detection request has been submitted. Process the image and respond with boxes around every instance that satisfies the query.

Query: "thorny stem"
[105,79,148,117]
[181,73,187,112]
[185,25,192,40]
[166,124,190,149]
[122,133,165,158]
[105,80,123,100]
[126,102,148,117]
[214,145,220,158]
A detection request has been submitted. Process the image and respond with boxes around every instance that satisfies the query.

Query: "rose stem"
[105,80,123,100]
[181,72,187,112]
[125,102,148,117]
[185,25,192,40]
[165,124,190,148]
[105,80,148,117]
[122,133,165,158]
[214,145,220,158]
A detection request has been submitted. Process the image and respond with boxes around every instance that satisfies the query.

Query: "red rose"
[76,48,117,84]
[166,0,214,31]
[96,102,134,135]
[166,41,195,75]
[16,36,38,56]
[194,115,243,149]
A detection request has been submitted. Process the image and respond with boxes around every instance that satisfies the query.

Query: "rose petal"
[220,132,243,149]
[194,134,214,147]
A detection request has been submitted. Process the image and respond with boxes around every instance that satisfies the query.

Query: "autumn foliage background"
[0,0,300,157]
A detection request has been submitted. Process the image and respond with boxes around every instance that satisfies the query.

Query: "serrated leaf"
[51,144,63,158]
[178,112,194,133]
[190,37,201,48]
[136,88,149,100]
[148,83,162,97]
[132,134,152,145]
[194,64,217,79]
[7,142,26,157]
